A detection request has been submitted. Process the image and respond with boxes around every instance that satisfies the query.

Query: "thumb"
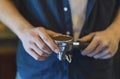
[46,30,62,37]
[78,33,95,42]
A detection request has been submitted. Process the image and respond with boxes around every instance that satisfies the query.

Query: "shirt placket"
[62,0,73,36]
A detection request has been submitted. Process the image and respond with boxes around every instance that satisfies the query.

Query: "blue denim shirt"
[15,0,119,79]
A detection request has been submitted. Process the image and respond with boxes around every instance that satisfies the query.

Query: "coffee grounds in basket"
[52,35,72,41]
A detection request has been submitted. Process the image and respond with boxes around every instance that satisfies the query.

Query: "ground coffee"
[52,35,73,42]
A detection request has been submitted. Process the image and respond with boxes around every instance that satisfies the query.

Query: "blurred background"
[0,22,18,79]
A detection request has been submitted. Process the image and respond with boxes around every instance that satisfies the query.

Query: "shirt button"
[66,31,70,35]
[64,7,68,12]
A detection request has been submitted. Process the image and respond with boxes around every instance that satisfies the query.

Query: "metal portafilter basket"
[52,35,89,63]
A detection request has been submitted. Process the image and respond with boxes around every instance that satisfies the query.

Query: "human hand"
[78,29,120,59]
[19,27,60,61]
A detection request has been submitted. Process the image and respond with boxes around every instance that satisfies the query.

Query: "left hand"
[78,29,120,59]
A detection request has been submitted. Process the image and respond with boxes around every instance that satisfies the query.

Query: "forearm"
[0,0,33,39]
[106,7,120,40]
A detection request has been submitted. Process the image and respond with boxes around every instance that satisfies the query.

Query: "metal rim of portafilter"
[52,34,89,63]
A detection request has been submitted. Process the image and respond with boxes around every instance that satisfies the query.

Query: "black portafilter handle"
[72,41,90,50]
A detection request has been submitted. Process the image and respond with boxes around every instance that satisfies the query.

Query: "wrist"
[15,24,34,39]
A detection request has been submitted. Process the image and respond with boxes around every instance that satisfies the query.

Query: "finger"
[31,34,52,54]
[81,37,99,56]
[30,42,43,56]
[99,54,112,59]
[87,41,108,57]
[46,29,62,37]
[35,40,52,54]
[30,42,51,56]
[108,41,118,57]
[78,33,95,42]
[42,53,51,57]
[93,49,109,59]
[36,42,52,54]
[27,48,41,60]
[38,57,48,61]
[38,28,60,53]
[29,49,49,61]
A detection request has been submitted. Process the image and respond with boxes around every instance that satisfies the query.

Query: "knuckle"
[35,38,40,43]
[40,44,46,50]
[39,52,43,56]
[30,30,36,35]
[95,36,101,41]
[38,27,45,31]
[99,41,109,48]
[43,37,49,42]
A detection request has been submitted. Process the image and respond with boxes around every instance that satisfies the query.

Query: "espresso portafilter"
[52,35,89,63]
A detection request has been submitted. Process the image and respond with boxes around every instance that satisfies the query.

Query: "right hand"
[19,27,60,61]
